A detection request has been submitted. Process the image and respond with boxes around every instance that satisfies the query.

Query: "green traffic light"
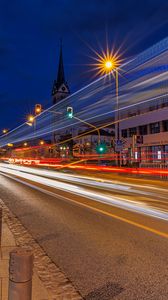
[96,143,107,154]
[67,107,73,118]
[67,112,73,118]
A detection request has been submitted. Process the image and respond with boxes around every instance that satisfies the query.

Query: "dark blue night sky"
[1,0,168,130]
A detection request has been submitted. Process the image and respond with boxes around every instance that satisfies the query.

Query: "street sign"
[115,144,123,152]
[115,139,123,145]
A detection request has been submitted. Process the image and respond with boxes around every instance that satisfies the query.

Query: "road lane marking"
[1,172,168,240]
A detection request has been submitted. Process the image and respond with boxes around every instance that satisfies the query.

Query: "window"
[139,125,147,135]
[121,129,128,138]
[150,122,160,134]
[129,127,137,137]
[163,120,168,132]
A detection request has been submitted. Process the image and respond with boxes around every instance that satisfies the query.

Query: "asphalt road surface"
[0,163,168,299]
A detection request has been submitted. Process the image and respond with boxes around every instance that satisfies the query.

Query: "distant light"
[27,115,34,123]
[2,129,8,134]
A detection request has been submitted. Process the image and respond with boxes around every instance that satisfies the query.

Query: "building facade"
[120,102,168,167]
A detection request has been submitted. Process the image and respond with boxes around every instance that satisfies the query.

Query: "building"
[120,101,168,167]
[51,42,70,143]
[52,42,70,104]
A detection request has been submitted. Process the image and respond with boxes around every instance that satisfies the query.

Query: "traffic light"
[35,104,42,115]
[67,106,73,118]
[96,143,107,154]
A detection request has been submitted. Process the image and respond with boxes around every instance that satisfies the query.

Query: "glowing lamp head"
[28,115,34,123]
[104,60,113,71]
[2,129,8,134]
[91,47,122,76]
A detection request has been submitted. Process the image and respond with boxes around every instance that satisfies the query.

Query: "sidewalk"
[0,199,82,300]
[0,220,50,300]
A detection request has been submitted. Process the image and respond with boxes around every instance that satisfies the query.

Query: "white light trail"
[0,38,168,146]
[0,163,168,221]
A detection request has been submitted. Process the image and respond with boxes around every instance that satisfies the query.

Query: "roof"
[52,41,70,95]
[56,43,65,87]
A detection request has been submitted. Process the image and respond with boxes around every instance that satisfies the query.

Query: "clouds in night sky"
[0,0,168,129]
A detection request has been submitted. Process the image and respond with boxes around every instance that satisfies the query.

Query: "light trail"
[1,163,168,195]
[2,157,168,176]
[0,163,168,222]
[0,37,168,147]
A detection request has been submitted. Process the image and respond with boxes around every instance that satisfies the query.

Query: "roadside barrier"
[8,248,34,300]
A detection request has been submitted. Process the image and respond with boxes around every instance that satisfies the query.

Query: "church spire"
[56,39,65,87]
[52,39,70,104]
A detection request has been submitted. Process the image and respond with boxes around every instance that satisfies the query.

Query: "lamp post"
[95,52,121,166]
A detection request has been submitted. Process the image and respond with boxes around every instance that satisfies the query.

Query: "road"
[0,163,168,299]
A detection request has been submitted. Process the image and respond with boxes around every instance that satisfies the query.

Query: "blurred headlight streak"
[0,163,168,221]
[1,38,168,146]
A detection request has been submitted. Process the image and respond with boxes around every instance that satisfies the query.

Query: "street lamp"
[28,115,34,123]
[26,115,35,126]
[2,129,8,134]
[26,115,36,127]
[94,49,122,166]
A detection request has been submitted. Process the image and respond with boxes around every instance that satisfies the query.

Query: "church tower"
[52,42,70,104]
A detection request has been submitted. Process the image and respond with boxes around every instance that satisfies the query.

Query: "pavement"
[0,200,82,300]
[0,218,50,299]
[0,166,168,299]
